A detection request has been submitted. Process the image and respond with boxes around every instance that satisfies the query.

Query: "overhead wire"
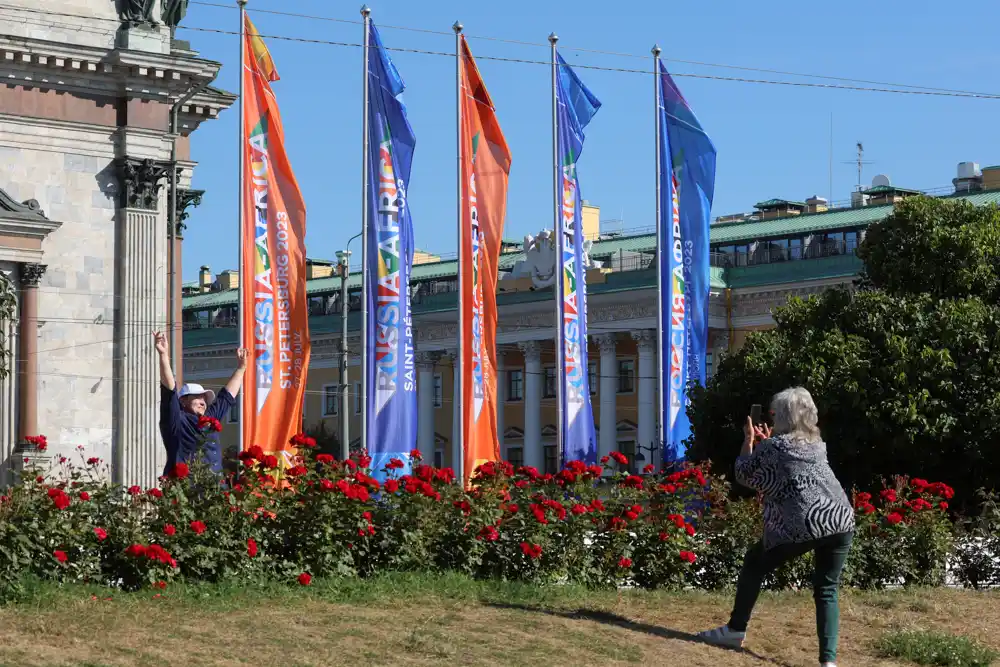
[1,4,998,99]
[187,0,1000,98]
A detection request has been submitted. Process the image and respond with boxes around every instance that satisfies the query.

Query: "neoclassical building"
[182,175,1000,472]
[0,0,233,486]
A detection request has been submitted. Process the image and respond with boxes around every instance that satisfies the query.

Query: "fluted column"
[496,352,507,458]
[115,158,169,488]
[16,263,44,445]
[596,333,618,466]
[633,330,657,466]
[0,273,16,486]
[519,340,543,471]
[416,351,440,463]
[444,351,460,471]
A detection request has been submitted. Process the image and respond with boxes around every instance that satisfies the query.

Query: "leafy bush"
[0,427,982,602]
[952,490,1000,590]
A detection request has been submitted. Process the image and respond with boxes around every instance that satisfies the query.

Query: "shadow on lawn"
[485,603,794,667]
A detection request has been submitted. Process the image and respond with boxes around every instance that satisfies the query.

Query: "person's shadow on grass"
[485,602,795,667]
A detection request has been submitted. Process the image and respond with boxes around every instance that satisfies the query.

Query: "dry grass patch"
[0,576,997,666]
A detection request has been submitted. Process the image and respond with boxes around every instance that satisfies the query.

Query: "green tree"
[688,197,1000,507]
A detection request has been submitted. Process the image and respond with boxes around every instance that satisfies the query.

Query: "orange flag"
[240,15,310,466]
[459,36,512,485]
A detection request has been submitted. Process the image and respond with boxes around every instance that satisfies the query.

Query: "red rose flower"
[163,524,176,536]
[571,504,589,515]
[685,524,696,536]
[153,581,167,590]
[171,462,190,479]
[520,542,543,559]
[189,520,207,535]
[263,455,279,469]
[48,488,71,510]
[621,475,644,489]
[658,531,669,541]
[409,448,422,460]
[642,464,655,474]
[386,458,405,470]
[197,416,223,433]
[939,501,949,511]
[679,551,697,563]
[126,485,141,496]
[79,491,91,502]
[886,511,904,525]
[247,538,258,558]
[316,454,335,465]
[86,457,100,466]
[297,572,312,586]
[147,488,163,499]
[384,479,399,494]
[25,435,48,451]
[53,550,68,563]
[610,451,629,466]
[93,527,108,542]
[880,489,897,503]
[126,544,147,558]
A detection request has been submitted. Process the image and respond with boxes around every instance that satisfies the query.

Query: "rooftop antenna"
[841,141,875,191]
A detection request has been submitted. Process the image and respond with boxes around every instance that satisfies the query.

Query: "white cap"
[179,383,216,404]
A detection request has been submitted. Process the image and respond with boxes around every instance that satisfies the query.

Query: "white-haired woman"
[697,386,855,667]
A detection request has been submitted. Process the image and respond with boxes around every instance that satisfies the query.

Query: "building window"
[543,445,558,475]
[508,369,524,401]
[544,366,557,398]
[322,385,339,416]
[506,446,524,470]
[618,439,636,474]
[618,359,635,394]
[434,449,443,469]
[433,373,443,408]
[228,399,239,424]
[353,381,362,415]
[588,362,598,395]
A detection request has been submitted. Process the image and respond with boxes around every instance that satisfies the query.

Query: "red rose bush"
[0,433,986,600]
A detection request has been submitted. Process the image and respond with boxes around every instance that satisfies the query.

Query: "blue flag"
[658,61,716,463]
[555,52,600,466]
[365,22,417,478]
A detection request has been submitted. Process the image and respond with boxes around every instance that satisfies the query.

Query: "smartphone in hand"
[750,404,762,425]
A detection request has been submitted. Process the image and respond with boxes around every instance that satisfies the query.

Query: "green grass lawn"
[0,575,996,666]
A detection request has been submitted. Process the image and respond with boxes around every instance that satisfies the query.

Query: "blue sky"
[179,0,1000,279]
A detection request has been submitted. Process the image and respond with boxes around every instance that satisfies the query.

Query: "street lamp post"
[634,441,661,472]
[336,232,362,461]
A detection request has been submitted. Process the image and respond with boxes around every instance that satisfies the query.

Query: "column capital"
[518,340,543,361]
[416,350,442,371]
[19,263,46,288]
[116,157,171,211]
[632,329,657,351]
[172,188,204,237]
[595,333,618,355]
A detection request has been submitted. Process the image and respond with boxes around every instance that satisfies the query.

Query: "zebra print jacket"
[735,434,855,550]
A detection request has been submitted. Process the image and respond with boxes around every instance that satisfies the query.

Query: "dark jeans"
[728,531,853,664]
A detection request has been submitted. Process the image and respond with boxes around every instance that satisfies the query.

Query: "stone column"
[496,352,507,458]
[416,351,439,463]
[169,188,203,386]
[596,333,618,465]
[0,273,16,486]
[519,340,543,471]
[115,158,170,488]
[445,351,460,471]
[16,263,44,444]
[633,330,657,466]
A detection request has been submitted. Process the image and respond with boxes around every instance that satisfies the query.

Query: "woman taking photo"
[697,386,855,667]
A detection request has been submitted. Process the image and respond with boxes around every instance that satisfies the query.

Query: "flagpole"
[549,33,563,465]
[360,5,371,459]
[453,20,464,482]
[237,0,247,456]
[652,44,664,463]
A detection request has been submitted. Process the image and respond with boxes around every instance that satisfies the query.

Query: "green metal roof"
[754,199,806,208]
[183,190,1000,312]
[864,185,923,195]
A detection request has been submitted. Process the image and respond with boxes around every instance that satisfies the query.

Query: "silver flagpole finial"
[548,32,559,45]
[453,21,463,34]
[360,4,371,17]
[237,0,247,7]
[652,44,661,57]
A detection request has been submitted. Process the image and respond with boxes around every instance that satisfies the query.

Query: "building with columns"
[0,1,233,487]
[181,177,1000,473]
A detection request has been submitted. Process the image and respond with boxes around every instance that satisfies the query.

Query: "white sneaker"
[696,625,745,649]
[821,663,837,667]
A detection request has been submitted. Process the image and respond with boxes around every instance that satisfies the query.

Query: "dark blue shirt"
[159,384,235,476]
